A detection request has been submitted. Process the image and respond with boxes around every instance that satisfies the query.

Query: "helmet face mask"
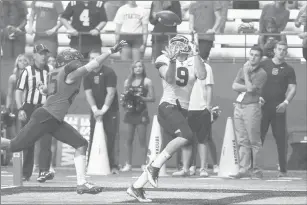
[169,35,191,56]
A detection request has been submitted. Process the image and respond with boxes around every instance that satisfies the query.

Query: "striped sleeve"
[16,67,29,90]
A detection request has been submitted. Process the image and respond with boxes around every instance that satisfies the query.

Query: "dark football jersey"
[61,1,107,32]
[43,66,81,121]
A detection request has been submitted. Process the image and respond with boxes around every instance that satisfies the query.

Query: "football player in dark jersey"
[1,40,127,195]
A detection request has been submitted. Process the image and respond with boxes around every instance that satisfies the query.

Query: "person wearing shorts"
[172,62,217,177]
[114,1,149,61]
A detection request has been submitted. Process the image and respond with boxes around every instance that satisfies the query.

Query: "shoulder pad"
[155,55,169,69]
[96,1,103,8]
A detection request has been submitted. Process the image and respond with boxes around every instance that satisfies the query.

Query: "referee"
[16,44,53,182]
[260,41,297,177]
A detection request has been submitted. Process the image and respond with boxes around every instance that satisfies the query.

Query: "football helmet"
[56,48,84,68]
[169,35,191,55]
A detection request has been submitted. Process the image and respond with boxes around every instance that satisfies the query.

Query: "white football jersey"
[155,54,197,110]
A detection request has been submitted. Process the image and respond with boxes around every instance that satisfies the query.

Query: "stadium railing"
[23,31,306,63]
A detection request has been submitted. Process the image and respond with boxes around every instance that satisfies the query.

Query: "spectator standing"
[15,44,53,182]
[261,41,297,177]
[295,3,307,61]
[60,1,107,59]
[172,62,218,177]
[114,1,149,61]
[28,1,64,57]
[4,54,30,164]
[121,61,155,171]
[104,1,126,21]
[231,46,267,179]
[259,1,290,34]
[219,1,230,33]
[149,1,182,61]
[189,1,222,60]
[2,1,28,60]
[83,49,120,174]
[258,17,287,59]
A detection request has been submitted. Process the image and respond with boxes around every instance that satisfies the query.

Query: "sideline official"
[16,44,53,182]
[260,41,297,177]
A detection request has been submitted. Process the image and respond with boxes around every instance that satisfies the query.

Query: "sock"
[74,155,87,185]
[133,171,148,188]
[151,150,171,168]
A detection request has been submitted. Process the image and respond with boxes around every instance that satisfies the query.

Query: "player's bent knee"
[175,128,193,144]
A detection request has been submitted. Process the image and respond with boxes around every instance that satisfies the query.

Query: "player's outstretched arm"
[156,47,177,84]
[66,41,127,83]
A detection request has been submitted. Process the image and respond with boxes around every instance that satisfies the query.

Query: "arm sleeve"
[113,6,124,24]
[55,2,64,15]
[105,70,117,88]
[171,1,182,22]
[83,75,92,91]
[16,69,28,90]
[252,70,267,89]
[149,2,158,25]
[61,2,73,20]
[19,2,28,19]
[155,55,169,79]
[99,2,108,22]
[234,68,244,84]
[287,66,297,85]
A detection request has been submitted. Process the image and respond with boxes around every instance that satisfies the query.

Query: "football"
[156,10,182,27]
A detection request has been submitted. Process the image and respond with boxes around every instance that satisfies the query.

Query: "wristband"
[95,28,100,32]
[284,100,289,105]
[85,59,99,72]
[101,104,110,114]
[108,49,113,55]
[91,105,98,113]
[170,58,176,64]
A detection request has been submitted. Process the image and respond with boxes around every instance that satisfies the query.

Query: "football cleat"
[127,186,152,202]
[76,182,103,195]
[37,171,54,183]
[146,164,160,188]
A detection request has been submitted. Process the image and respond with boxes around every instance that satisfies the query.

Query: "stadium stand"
[24,1,305,60]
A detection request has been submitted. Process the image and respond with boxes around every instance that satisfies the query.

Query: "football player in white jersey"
[126,35,207,202]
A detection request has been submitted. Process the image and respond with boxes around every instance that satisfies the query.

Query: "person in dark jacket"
[149,1,182,61]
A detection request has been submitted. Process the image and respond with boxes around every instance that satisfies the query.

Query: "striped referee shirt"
[16,64,49,105]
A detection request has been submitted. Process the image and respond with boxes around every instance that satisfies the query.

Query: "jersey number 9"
[176,67,189,87]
